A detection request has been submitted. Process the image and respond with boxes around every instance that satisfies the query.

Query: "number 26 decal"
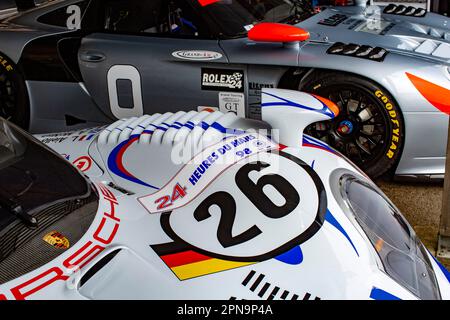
[160,151,327,262]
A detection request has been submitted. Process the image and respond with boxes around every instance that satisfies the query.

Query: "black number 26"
[193,161,300,248]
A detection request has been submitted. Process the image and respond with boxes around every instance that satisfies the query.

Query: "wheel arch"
[277,67,406,177]
[0,50,31,129]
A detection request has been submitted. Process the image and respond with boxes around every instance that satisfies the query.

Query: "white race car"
[0,89,448,300]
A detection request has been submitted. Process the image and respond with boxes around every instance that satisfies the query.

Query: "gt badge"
[43,231,70,249]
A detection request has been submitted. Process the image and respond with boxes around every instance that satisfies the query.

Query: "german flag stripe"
[151,241,193,256]
[171,258,254,281]
[152,241,255,280]
[161,250,212,268]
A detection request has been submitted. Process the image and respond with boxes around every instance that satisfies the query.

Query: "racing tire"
[0,54,29,129]
[301,72,405,178]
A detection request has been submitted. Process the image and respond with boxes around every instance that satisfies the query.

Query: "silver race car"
[0,0,449,178]
[0,88,449,300]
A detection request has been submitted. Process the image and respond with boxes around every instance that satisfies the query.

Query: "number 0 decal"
[159,150,327,262]
[107,65,144,119]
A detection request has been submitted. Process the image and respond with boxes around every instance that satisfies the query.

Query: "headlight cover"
[340,175,441,300]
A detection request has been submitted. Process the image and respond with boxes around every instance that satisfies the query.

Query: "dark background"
[0,0,15,10]
[0,0,46,11]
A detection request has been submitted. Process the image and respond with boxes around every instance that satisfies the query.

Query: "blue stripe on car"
[261,91,335,118]
[325,209,359,257]
[370,287,401,300]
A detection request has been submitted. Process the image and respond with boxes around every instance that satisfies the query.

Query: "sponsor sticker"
[73,156,92,172]
[172,50,223,61]
[219,92,245,117]
[201,68,244,93]
[43,231,70,249]
[249,82,275,92]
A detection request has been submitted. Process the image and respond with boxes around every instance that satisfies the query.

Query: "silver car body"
[0,1,449,177]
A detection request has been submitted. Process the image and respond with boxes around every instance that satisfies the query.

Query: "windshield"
[192,0,314,37]
[0,118,99,284]
[0,118,93,229]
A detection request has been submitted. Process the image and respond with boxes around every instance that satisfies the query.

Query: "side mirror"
[248,23,310,44]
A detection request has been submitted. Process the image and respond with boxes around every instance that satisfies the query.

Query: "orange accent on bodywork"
[312,94,340,117]
[406,72,450,115]
[248,23,310,43]
[375,239,384,253]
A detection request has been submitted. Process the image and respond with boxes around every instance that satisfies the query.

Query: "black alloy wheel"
[302,73,404,178]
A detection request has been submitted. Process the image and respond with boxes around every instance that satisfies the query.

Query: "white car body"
[0,89,448,300]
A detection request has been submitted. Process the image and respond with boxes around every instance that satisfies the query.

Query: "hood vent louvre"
[98,111,244,153]
[411,39,450,59]
[383,4,426,17]
[327,42,389,62]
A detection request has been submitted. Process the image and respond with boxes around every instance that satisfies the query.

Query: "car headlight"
[339,175,441,300]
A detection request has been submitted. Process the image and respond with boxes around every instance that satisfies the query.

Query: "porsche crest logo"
[43,231,70,249]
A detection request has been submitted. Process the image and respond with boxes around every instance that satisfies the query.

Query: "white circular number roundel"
[161,151,327,262]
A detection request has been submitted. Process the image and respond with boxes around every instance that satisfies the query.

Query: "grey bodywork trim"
[27,80,113,133]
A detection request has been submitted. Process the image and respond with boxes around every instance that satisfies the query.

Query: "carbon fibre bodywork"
[0,1,449,177]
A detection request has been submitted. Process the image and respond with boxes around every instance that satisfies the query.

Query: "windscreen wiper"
[0,193,38,227]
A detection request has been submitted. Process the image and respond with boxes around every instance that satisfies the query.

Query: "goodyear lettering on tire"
[375,90,401,159]
[0,55,13,72]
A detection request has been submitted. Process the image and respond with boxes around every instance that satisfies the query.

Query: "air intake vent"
[327,42,389,62]
[80,249,122,287]
[383,4,426,17]
[410,24,450,41]
[410,39,450,59]
[318,14,348,27]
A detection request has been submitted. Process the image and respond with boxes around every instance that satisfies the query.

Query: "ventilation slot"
[412,39,450,59]
[80,249,122,287]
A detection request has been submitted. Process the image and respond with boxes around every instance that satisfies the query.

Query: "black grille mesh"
[0,192,98,285]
